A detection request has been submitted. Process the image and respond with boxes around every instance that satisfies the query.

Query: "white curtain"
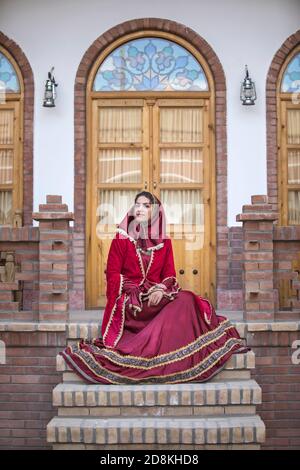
[0,191,12,224]
[0,109,13,224]
[160,107,203,143]
[98,107,141,142]
[98,149,141,184]
[287,110,300,224]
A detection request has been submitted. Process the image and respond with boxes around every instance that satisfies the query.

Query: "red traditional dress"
[60,197,248,384]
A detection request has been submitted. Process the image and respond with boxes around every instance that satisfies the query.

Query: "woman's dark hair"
[134,191,158,205]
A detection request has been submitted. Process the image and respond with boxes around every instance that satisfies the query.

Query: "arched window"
[278,46,300,225]
[0,46,23,226]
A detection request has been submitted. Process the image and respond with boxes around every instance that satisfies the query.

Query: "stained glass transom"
[281,52,300,93]
[0,52,20,92]
[93,37,209,92]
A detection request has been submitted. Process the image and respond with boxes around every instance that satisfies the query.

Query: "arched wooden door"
[277,45,300,308]
[0,46,24,226]
[86,34,216,308]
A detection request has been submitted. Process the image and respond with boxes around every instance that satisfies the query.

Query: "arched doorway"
[0,31,34,227]
[0,45,24,226]
[277,45,300,226]
[86,32,216,308]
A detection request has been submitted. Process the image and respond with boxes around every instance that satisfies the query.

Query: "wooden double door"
[86,97,215,307]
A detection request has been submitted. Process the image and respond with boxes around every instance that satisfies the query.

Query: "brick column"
[32,195,74,322]
[236,195,278,321]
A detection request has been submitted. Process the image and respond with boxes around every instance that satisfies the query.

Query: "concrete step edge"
[52,379,262,407]
[47,414,266,444]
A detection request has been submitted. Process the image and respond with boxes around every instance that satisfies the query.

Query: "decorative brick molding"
[32,195,74,322]
[266,29,300,212]
[0,226,39,319]
[273,226,300,318]
[237,195,279,321]
[73,18,227,309]
[0,31,34,226]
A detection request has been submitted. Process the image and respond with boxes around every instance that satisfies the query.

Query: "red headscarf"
[117,193,168,250]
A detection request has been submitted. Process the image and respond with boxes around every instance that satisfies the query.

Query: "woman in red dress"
[60,191,248,384]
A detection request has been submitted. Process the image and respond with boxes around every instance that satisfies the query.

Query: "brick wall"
[273,226,300,318]
[217,226,243,311]
[247,326,300,450]
[0,327,65,449]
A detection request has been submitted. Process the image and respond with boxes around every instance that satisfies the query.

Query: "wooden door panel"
[0,101,21,225]
[279,102,300,225]
[88,99,149,307]
[153,99,212,298]
[88,97,215,307]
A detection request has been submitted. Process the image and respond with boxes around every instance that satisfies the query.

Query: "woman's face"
[134,196,152,224]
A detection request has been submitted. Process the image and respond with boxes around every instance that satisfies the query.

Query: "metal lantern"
[43,67,58,107]
[240,65,257,105]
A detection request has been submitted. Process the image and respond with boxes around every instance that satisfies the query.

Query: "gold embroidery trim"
[91,326,237,370]
[68,336,243,384]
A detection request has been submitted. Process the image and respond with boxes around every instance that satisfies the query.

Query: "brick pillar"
[32,195,74,322]
[236,195,278,321]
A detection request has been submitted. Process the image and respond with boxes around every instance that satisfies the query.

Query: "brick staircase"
[47,321,265,450]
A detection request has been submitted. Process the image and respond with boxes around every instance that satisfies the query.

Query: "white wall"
[0,0,299,226]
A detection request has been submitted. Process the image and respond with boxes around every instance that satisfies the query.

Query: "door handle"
[144,181,148,189]
[179,269,184,274]
[193,269,198,275]
[153,181,157,189]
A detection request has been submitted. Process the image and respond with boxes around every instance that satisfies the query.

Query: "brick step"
[53,380,261,417]
[47,414,265,448]
[56,350,255,384]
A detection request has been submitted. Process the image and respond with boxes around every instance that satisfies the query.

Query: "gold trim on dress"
[66,336,244,385]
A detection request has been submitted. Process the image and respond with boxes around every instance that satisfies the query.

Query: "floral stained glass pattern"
[281,52,300,92]
[0,52,20,92]
[93,37,208,92]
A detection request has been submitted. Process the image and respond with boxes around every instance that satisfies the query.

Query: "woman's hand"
[148,289,164,307]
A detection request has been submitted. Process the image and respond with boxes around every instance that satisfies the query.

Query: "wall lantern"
[43,67,58,107]
[240,65,257,105]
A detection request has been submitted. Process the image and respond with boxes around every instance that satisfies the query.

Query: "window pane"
[287,109,300,144]
[96,189,138,235]
[281,52,300,93]
[0,150,13,184]
[161,189,204,245]
[0,109,14,144]
[160,148,203,183]
[0,52,20,92]
[288,191,300,224]
[98,149,142,183]
[160,107,203,143]
[93,37,209,92]
[288,150,300,184]
[0,190,13,224]
[98,107,142,143]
